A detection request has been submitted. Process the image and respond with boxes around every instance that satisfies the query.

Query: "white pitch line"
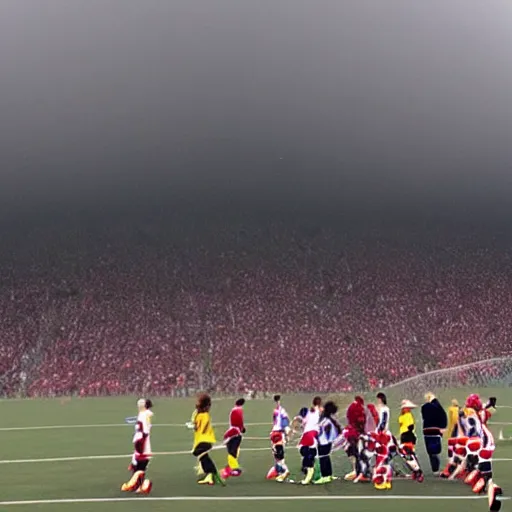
[0,421,269,432]
[0,447,269,465]
[0,495,510,506]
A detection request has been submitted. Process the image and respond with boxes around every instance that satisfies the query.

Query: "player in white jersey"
[376,392,390,432]
[121,398,153,494]
[296,396,322,485]
[370,392,397,490]
[267,395,291,481]
[459,395,503,511]
[315,401,342,484]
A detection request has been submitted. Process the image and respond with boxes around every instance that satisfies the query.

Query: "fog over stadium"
[1,1,512,399]
[1,0,512,222]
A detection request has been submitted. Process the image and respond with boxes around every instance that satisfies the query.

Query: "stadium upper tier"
[1,220,511,397]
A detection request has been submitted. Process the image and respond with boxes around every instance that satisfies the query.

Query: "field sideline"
[0,390,510,512]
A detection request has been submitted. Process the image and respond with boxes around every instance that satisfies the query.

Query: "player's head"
[323,401,338,418]
[424,392,435,403]
[451,398,459,407]
[465,393,482,411]
[235,398,246,407]
[298,407,309,418]
[273,394,281,404]
[376,392,387,405]
[355,395,364,405]
[137,398,151,411]
[312,396,322,410]
[197,393,212,412]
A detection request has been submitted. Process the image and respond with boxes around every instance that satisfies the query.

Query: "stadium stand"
[1,219,511,397]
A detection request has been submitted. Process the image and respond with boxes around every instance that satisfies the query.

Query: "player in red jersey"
[221,398,246,479]
[344,396,366,481]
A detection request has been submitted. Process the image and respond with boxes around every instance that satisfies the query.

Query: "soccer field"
[1,390,510,512]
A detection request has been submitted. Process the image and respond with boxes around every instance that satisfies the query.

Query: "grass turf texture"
[0,388,510,512]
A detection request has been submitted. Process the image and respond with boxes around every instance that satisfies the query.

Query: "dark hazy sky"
[1,0,512,217]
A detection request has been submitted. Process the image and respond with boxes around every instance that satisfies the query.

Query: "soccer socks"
[301,467,315,485]
[227,454,239,471]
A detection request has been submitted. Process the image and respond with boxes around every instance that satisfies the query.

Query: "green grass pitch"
[0,388,510,512]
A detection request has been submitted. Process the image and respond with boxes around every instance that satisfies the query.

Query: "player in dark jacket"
[421,392,448,473]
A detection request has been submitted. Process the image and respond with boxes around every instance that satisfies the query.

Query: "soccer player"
[444,394,503,510]
[315,400,341,484]
[376,392,390,433]
[421,392,448,474]
[352,399,380,484]
[344,395,366,481]
[447,399,461,438]
[371,392,396,490]
[221,398,246,479]
[463,396,502,499]
[121,398,154,494]
[442,394,484,481]
[296,396,322,485]
[191,393,225,486]
[398,399,424,482]
[267,394,291,481]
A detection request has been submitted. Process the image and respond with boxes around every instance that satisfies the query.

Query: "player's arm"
[485,397,497,412]
[186,410,197,430]
[241,411,246,434]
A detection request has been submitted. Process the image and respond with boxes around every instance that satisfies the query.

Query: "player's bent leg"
[472,448,495,494]
[442,437,465,478]
[193,443,225,486]
[272,444,290,482]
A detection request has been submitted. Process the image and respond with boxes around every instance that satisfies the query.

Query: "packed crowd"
[1,217,512,397]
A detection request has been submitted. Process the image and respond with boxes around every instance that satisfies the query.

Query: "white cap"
[401,399,417,409]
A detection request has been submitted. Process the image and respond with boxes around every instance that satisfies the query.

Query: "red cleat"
[266,467,278,480]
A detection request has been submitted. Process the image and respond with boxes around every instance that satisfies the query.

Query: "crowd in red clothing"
[1,218,511,397]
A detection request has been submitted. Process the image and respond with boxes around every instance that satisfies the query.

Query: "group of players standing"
[266,392,504,511]
[119,390,504,512]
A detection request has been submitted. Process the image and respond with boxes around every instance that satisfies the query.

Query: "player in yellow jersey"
[447,399,460,438]
[191,393,225,486]
[398,399,424,482]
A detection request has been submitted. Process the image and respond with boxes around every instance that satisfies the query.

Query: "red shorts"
[299,430,318,448]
